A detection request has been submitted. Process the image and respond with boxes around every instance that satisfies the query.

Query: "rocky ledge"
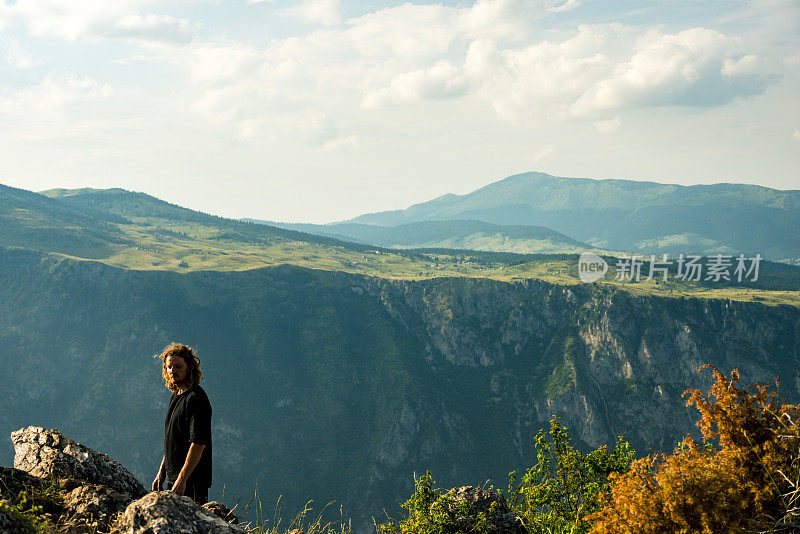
[1,427,244,533]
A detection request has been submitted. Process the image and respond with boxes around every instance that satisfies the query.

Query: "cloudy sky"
[0,0,797,223]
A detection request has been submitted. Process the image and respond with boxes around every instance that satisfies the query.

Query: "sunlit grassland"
[46,217,800,308]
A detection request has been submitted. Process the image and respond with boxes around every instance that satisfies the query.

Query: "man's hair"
[155,343,203,393]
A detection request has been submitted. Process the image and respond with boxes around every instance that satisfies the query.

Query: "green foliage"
[377,472,494,534]
[0,469,63,533]
[507,419,634,534]
[377,423,635,534]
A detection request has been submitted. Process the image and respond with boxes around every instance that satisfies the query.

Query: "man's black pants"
[164,480,209,505]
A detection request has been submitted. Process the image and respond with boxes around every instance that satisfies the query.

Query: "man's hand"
[170,443,206,497]
[152,457,166,491]
[171,478,187,496]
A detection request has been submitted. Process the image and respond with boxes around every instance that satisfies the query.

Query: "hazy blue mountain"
[347,172,800,260]
[244,219,593,254]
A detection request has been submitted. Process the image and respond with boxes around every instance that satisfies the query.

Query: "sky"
[0,0,798,223]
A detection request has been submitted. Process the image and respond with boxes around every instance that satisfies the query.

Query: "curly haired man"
[152,343,213,504]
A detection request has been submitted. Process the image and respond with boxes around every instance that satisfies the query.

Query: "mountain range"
[0,176,799,532]
[286,171,798,261]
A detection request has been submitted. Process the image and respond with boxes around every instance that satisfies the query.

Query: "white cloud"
[362,61,467,108]
[145,2,781,143]
[547,0,582,13]
[0,73,111,114]
[532,144,554,161]
[321,135,360,151]
[235,118,262,142]
[571,28,774,117]
[285,0,343,27]
[794,129,800,142]
[594,116,620,133]
[458,0,546,42]
[1,0,197,42]
[4,38,42,68]
[112,14,196,43]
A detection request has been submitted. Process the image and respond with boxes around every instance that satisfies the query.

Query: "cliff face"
[367,277,799,457]
[0,247,797,530]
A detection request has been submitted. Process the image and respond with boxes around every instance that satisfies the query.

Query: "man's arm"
[152,456,166,491]
[170,443,206,496]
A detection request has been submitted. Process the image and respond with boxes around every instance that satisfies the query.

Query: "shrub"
[377,471,501,534]
[589,365,800,533]
[507,419,634,533]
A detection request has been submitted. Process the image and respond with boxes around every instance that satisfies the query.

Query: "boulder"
[114,491,247,534]
[58,478,132,533]
[202,501,239,524]
[11,427,146,500]
[443,486,525,534]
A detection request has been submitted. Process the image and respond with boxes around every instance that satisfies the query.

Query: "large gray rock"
[11,427,146,499]
[114,492,247,534]
[442,486,525,534]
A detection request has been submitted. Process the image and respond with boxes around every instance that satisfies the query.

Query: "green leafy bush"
[507,419,634,534]
[377,471,497,534]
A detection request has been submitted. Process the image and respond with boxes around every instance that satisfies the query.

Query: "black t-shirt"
[164,385,212,488]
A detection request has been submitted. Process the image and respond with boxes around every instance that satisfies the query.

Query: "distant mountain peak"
[346,171,800,260]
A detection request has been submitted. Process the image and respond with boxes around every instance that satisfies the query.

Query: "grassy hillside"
[249,219,597,255]
[347,172,800,261]
[0,184,792,306]
[0,184,129,258]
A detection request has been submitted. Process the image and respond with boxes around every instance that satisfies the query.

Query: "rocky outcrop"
[4,427,242,534]
[58,478,132,533]
[115,492,247,533]
[442,486,524,534]
[11,427,146,499]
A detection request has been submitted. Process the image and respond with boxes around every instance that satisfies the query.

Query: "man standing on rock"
[152,343,212,505]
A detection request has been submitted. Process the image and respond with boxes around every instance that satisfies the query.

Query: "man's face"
[166,354,189,387]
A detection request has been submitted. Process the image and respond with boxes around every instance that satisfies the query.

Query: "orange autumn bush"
[589,365,800,533]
